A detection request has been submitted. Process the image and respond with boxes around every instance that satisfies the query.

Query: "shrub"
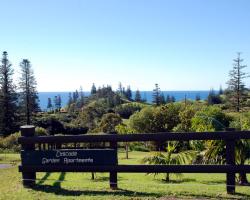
[0,132,21,152]
[115,103,144,119]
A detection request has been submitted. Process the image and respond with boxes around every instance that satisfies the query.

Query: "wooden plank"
[19,164,250,173]
[18,131,250,144]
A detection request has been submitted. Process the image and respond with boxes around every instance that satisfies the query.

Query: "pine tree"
[73,90,79,103]
[19,59,39,124]
[91,83,97,95]
[207,88,221,105]
[67,92,73,106]
[47,98,52,111]
[135,89,142,102]
[152,83,161,106]
[78,86,84,108]
[125,86,132,100]
[0,51,18,135]
[166,95,171,103]
[159,93,166,104]
[171,96,176,103]
[219,85,223,95]
[227,53,248,112]
[195,93,201,101]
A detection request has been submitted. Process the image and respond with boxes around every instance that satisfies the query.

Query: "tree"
[219,85,223,95]
[159,93,166,104]
[0,51,18,135]
[99,113,122,133]
[226,53,248,112]
[91,83,97,95]
[72,90,79,103]
[152,83,161,106]
[19,59,40,124]
[54,95,61,112]
[142,142,197,182]
[135,89,142,102]
[78,86,85,108]
[207,88,221,105]
[47,98,52,111]
[195,93,201,101]
[125,86,132,101]
[67,92,73,107]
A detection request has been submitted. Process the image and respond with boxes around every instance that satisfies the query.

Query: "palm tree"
[141,142,197,182]
[203,139,250,185]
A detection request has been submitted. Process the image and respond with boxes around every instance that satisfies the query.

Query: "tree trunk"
[125,142,129,159]
[91,172,95,180]
[239,172,249,185]
[164,173,170,182]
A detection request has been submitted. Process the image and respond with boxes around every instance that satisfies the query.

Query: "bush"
[64,124,88,135]
[0,132,21,152]
[129,142,150,152]
[35,127,48,136]
[115,103,144,119]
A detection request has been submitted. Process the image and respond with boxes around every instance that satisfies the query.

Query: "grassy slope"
[0,151,250,200]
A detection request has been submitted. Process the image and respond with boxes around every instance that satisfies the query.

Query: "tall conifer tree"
[0,51,18,135]
[19,59,39,124]
[227,53,248,112]
[152,83,161,106]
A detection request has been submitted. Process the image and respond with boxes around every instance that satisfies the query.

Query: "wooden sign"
[21,149,116,166]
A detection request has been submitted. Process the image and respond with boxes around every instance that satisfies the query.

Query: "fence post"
[20,125,36,188]
[225,128,235,194]
[109,131,118,190]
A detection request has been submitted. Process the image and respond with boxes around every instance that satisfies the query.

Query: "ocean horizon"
[38,91,213,111]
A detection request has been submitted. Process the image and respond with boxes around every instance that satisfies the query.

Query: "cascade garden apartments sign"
[21,149,116,166]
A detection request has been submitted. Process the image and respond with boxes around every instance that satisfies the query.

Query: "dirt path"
[0,164,12,169]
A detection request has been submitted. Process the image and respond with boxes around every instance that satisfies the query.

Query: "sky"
[0,0,250,92]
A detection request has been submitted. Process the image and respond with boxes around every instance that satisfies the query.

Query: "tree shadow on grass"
[53,172,66,188]
[37,172,51,185]
[32,185,161,198]
[92,176,126,182]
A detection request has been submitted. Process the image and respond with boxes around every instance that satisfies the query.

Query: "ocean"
[38,91,211,111]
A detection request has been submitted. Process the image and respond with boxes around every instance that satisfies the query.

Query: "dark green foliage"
[195,93,201,101]
[0,51,18,136]
[159,93,166,104]
[35,116,64,135]
[67,92,73,107]
[99,113,122,133]
[207,88,221,105]
[91,83,97,95]
[219,85,223,95]
[226,53,249,112]
[115,103,143,119]
[63,124,88,135]
[0,131,20,152]
[53,95,62,111]
[134,89,142,102]
[47,98,52,111]
[125,86,132,101]
[191,106,230,132]
[76,100,107,131]
[18,59,40,124]
[152,83,161,106]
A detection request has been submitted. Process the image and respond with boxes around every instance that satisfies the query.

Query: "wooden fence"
[18,125,250,194]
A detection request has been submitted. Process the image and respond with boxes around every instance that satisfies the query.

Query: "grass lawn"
[0,151,250,200]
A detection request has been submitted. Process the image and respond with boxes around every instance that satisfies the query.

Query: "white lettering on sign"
[42,158,60,165]
[64,158,94,164]
[56,150,77,158]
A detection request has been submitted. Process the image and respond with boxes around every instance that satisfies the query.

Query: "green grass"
[0,151,250,200]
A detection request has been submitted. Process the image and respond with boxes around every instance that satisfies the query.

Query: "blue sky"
[0,0,249,91]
